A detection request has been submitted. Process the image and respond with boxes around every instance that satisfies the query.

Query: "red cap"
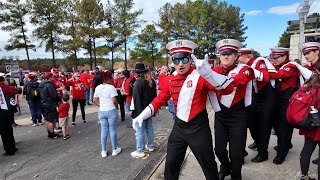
[44,72,53,79]
[28,74,35,79]
[51,68,58,74]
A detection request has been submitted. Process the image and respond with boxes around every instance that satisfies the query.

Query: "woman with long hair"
[130,63,157,158]
[93,71,121,158]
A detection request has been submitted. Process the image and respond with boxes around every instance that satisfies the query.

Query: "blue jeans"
[99,109,118,151]
[168,99,176,121]
[136,117,154,153]
[85,86,90,104]
[27,99,42,124]
[125,103,132,124]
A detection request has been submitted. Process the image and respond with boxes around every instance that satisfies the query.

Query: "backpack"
[286,86,319,130]
[26,81,40,100]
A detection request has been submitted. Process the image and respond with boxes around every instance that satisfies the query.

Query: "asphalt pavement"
[0,97,174,180]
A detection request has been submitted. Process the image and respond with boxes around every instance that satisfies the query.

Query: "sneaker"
[83,120,87,124]
[72,122,76,126]
[101,151,107,158]
[131,151,145,158]
[63,136,67,140]
[112,147,122,156]
[145,145,154,152]
[66,134,70,138]
[33,124,38,127]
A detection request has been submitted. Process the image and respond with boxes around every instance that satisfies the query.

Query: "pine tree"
[0,0,35,69]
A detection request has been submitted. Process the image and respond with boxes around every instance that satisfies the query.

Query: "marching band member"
[238,48,277,163]
[132,39,234,180]
[269,47,300,164]
[208,39,254,180]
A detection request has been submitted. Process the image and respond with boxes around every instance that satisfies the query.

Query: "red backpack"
[286,86,319,130]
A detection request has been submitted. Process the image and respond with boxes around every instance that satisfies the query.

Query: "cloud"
[244,10,262,16]
[267,2,300,15]
[309,0,320,14]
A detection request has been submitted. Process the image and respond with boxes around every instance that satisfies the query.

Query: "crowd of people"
[0,39,320,180]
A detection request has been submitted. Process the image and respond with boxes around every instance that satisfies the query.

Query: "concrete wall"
[290,33,320,65]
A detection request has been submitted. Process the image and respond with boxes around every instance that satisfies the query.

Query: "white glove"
[192,54,212,77]
[252,68,263,81]
[132,104,154,130]
[132,117,143,130]
[191,54,233,90]
[288,62,312,80]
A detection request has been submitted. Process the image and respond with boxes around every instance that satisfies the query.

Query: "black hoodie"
[38,80,60,111]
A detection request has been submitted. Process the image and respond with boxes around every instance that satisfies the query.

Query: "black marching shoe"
[248,142,257,149]
[312,157,319,164]
[273,156,285,164]
[251,154,268,163]
[218,170,231,180]
[3,148,18,156]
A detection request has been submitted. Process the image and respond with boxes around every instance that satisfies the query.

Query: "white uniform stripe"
[176,70,200,122]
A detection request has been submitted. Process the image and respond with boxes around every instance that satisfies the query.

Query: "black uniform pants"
[275,88,296,159]
[246,104,257,143]
[164,110,219,180]
[255,84,277,155]
[300,137,320,176]
[0,110,16,154]
[215,101,247,180]
[72,99,85,122]
[117,90,126,121]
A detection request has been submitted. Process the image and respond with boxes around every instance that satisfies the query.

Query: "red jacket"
[247,58,270,92]
[66,80,85,99]
[80,73,90,87]
[151,67,234,122]
[270,60,300,92]
[214,63,254,108]
[89,74,95,89]
[58,102,70,118]
[304,58,319,72]
[158,73,166,90]
[124,76,134,104]
[114,77,124,89]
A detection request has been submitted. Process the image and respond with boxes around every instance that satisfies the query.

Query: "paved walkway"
[149,107,319,180]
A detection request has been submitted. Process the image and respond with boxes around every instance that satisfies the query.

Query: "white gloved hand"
[132,117,143,130]
[192,54,211,77]
[288,62,312,80]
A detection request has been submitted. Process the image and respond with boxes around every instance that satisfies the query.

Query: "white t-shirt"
[94,84,118,111]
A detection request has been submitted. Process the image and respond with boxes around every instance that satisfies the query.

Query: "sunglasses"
[219,50,236,56]
[303,50,314,56]
[270,55,282,59]
[172,55,191,65]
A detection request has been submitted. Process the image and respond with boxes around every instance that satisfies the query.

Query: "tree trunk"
[111,43,114,69]
[124,36,127,70]
[88,38,93,70]
[50,32,56,68]
[93,37,97,68]
[20,20,30,70]
[74,50,78,68]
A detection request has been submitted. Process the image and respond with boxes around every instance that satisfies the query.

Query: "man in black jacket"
[39,72,60,139]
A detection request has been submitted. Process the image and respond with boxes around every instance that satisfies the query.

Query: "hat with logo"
[270,47,290,59]
[301,42,320,52]
[134,63,149,73]
[51,68,58,74]
[216,39,243,55]
[238,48,254,55]
[166,40,197,56]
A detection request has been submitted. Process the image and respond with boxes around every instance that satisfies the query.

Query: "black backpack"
[26,81,40,100]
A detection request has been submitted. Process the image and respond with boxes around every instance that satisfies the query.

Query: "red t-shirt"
[124,76,134,103]
[58,102,70,118]
[89,74,95,89]
[80,73,90,87]
[66,80,85,99]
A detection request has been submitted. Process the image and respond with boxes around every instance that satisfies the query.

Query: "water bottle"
[310,106,320,126]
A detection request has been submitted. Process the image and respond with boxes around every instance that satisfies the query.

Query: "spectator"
[93,71,121,158]
[66,73,86,125]
[80,70,91,105]
[23,74,42,127]
[0,76,18,155]
[120,70,135,128]
[57,94,71,140]
[89,70,95,103]
[130,63,157,158]
[39,72,60,139]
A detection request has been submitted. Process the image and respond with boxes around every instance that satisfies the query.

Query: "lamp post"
[296,0,313,60]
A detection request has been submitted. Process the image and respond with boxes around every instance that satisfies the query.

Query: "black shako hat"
[134,63,149,73]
